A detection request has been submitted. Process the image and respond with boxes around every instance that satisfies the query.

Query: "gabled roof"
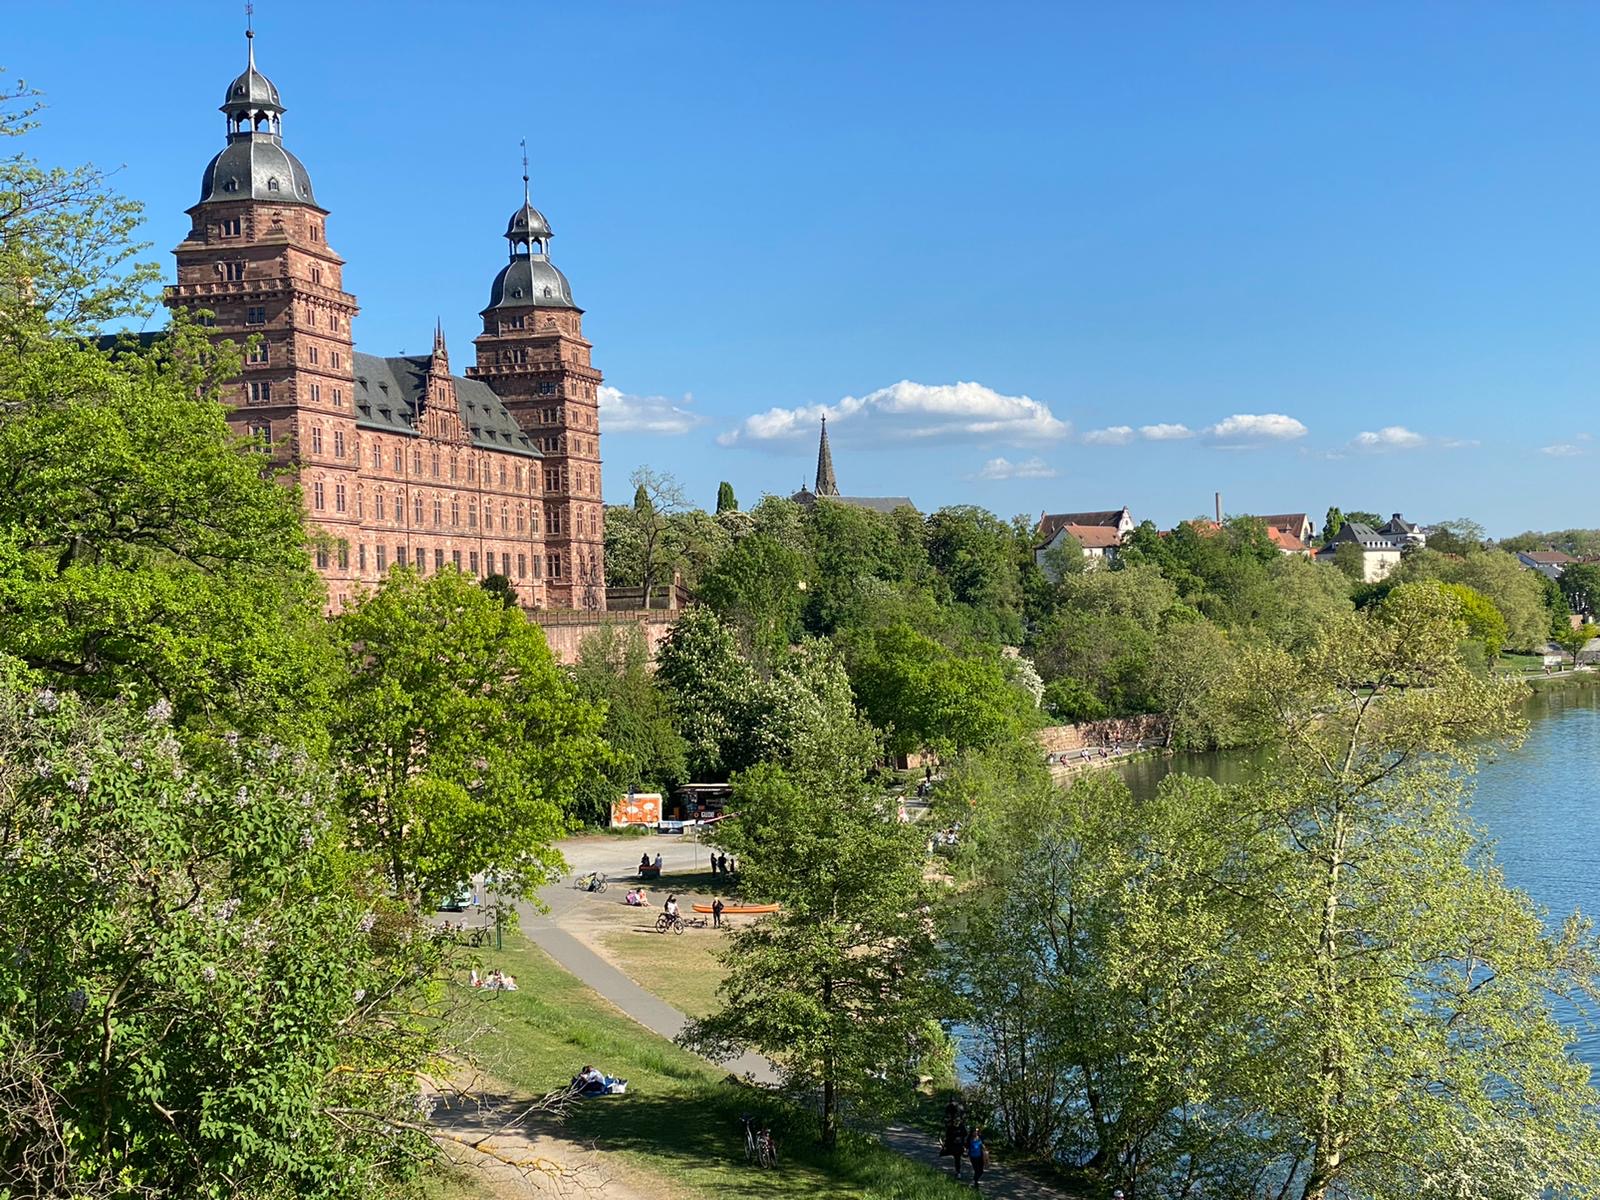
[1037,508,1129,546]
[1319,522,1400,551]
[1055,524,1122,549]
[1520,550,1576,565]
[353,352,541,458]
[790,488,916,514]
[1258,513,1310,529]
[1265,526,1308,553]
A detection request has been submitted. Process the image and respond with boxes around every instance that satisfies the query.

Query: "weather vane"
[520,138,530,202]
[246,1,254,36]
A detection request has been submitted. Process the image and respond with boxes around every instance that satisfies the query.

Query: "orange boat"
[692,902,779,915]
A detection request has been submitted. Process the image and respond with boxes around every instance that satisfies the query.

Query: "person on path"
[967,1127,987,1191]
[941,1099,967,1180]
[712,897,725,928]
[709,853,720,876]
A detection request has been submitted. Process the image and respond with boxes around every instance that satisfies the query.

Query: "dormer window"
[223,178,240,193]
[267,177,281,192]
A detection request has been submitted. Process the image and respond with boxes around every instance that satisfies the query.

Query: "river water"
[1118,686,1600,1072]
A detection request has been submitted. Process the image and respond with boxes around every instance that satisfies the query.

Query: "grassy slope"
[597,928,727,1020]
[458,933,972,1200]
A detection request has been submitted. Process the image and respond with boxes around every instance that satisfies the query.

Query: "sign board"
[610,791,663,829]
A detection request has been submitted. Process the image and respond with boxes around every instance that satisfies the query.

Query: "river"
[1118,685,1600,1072]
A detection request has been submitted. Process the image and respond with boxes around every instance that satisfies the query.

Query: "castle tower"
[166,26,361,597]
[814,416,839,496]
[467,168,605,610]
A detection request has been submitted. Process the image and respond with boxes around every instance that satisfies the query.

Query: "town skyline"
[11,0,1600,534]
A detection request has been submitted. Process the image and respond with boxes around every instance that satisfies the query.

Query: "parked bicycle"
[741,1114,777,1168]
[654,911,685,935]
[573,871,607,893]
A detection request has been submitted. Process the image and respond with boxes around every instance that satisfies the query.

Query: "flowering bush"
[0,658,450,1198]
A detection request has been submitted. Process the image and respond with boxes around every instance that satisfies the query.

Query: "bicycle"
[741,1114,777,1168]
[573,871,608,893]
[654,911,685,935]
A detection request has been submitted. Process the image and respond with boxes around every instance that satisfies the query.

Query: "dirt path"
[427,1072,667,1199]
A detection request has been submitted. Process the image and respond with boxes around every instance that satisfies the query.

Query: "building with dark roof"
[1034,507,1135,578]
[790,419,915,514]
[162,29,606,613]
[1314,521,1405,582]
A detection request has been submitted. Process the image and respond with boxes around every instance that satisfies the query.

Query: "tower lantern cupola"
[484,161,576,312]
[196,28,317,206]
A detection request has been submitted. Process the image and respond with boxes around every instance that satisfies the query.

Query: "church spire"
[814,416,839,497]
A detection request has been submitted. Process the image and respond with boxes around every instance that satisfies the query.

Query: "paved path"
[518,891,778,1085]
[882,1122,1081,1198]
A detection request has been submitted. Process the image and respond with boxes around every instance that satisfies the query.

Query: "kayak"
[692,902,779,915]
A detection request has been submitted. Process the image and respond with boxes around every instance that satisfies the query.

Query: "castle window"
[337,543,348,570]
[312,480,325,510]
[395,544,405,570]
[246,306,266,327]
[431,452,440,478]
[433,498,442,526]
[331,350,341,369]
[501,552,511,577]
[311,223,322,242]
[248,421,270,443]
[517,553,527,579]
[315,546,328,569]
[413,495,423,524]
[499,462,507,485]
[355,488,364,518]
[435,548,444,570]
[548,553,562,579]
[467,502,477,529]
[224,261,245,281]
[452,549,461,569]
[500,504,508,531]
[310,426,323,454]
[267,177,280,192]
[467,459,476,482]
[549,509,562,536]
[470,551,480,575]
[415,547,426,570]
[529,508,540,534]
[450,457,459,481]
[377,545,387,571]
[308,345,319,365]
[450,499,460,526]
[413,450,422,474]
[220,217,242,237]
[247,341,268,364]
[516,506,525,532]
[531,555,541,579]
[394,447,404,470]
[333,388,343,407]
[393,496,403,522]
[545,469,559,492]
[371,444,381,468]
[332,429,344,458]
[358,544,366,571]
[311,267,322,285]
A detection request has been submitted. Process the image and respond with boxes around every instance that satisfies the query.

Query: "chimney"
[1215,492,1222,525]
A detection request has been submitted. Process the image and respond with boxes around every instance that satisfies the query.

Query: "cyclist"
[664,894,680,922]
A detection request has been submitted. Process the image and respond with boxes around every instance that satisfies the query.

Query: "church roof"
[485,255,576,311]
[790,488,916,514]
[353,352,541,458]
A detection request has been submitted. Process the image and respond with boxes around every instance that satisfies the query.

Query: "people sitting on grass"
[624,888,648,906]
[571,1064,626,1095]
[473,968,517,991]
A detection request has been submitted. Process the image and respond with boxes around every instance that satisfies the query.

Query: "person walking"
[941,1099,967,1180]
[967,1126,987,1192]
[712,897,725,928]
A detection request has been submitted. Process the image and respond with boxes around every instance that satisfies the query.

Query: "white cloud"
[598,385,706,435]
[718,379,1070,447]
[1206,413,1308,441]
[1541,442,1589,457]
[1353,425,1427,450]
[972,456,1057,480]
[1140,422,1196,441]
[1081,425,1134,446]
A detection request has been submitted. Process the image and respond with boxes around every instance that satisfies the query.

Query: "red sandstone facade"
[166,34,603,613]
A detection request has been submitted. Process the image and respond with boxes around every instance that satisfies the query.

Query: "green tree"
[1218,584,1600,1199]
[1429,579,1508,659]
[654,606,762,780]
[841,622,1034,757]
[1343,509,1382,528]
[570,622,687,823]
[1553,619,1598,660]
[1150,618,1239,747]
[1331,540,1366,583]
[618,466,688,600]
[715,480,737,513]
[480,572,518,608]
[1560,561,1600,617]
[1321,505,1344,543]
[926,505,1023,641]
[682,707,939,1149]
[0,665,449,1198]
[330,569,604,904]
[1425,517,1486,556]
[697,531,807,667]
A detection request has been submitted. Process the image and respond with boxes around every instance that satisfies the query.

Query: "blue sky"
[11,1,1600,534]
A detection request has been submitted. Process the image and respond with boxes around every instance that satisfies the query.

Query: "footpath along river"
[1118,685,1600,1072]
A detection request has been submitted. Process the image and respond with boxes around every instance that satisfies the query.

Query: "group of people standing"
[708,851,735,876]
[941,1099,988,1190]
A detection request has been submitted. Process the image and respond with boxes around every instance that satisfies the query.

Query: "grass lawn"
[598,927,727,1019]
[459,933,974,1200]
[1496,653,1546,674]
